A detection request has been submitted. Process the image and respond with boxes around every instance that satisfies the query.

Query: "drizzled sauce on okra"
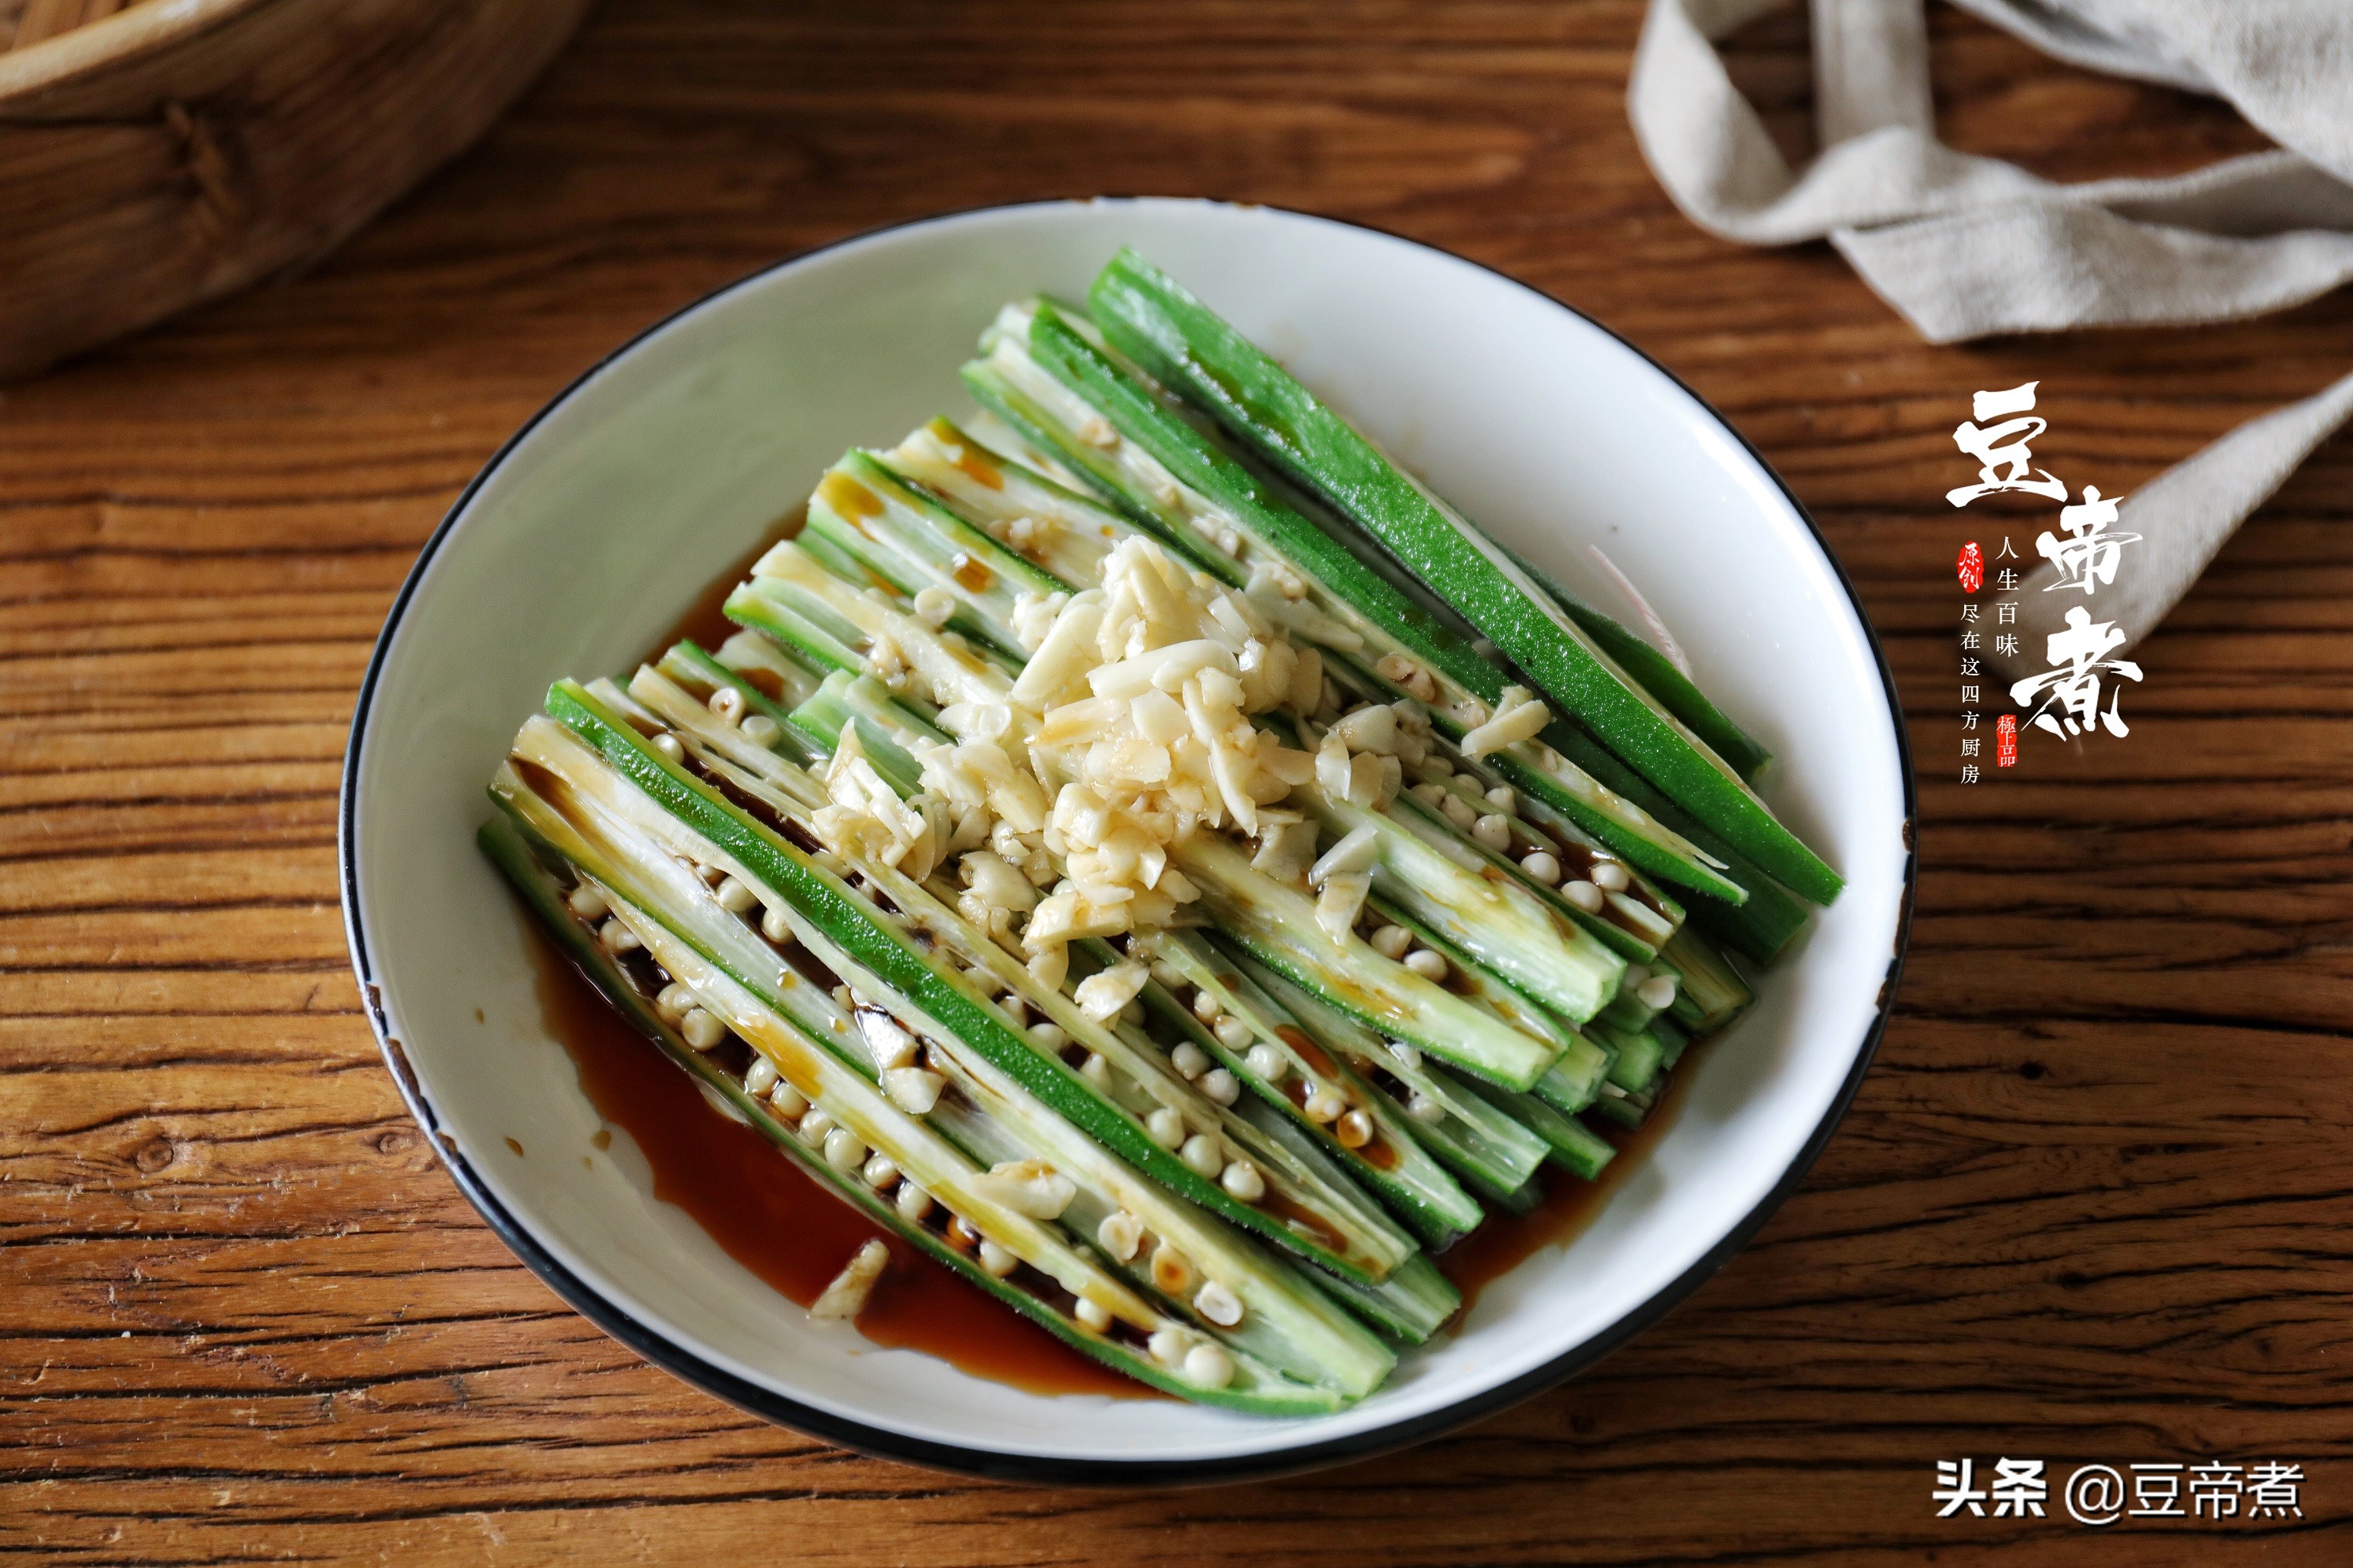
[651,505,805,661]
[525,516,1704,1397]
[524,922,1150,1400]
[1433,1036,1707,1314]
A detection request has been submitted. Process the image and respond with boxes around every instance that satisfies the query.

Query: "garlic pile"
[799,529,1558,988]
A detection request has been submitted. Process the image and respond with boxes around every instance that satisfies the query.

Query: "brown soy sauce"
[1433,1040,1708,1314]
[649,504,805,662]
[523,920,1150,1400]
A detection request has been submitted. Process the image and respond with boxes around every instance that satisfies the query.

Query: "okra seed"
[1211,1016,1252,1051]
[1406,1092,1445,1125]
[770,1084,809,1121]
[895,1182,932,1223]
[566,884,609,920]
[655,983,694,1023]
[799,1107,835,1145]
[1472,813,1513,851]
[1097,1210,1145,1262]
[1200,1068,1241,1106]
[1170,1041,1210,1081]
[1147,1107,1186,1149]
[913,586,956,627]
[1220,1160,1265,1202]
[1029,1020,1068,1050]
[948,1214,981,1249]
[1147,1328,1188,1367]
[599,917,640,953]
[1562,879,1605,913]
[680,1009,725,1051]
[822,1129,867,1172]
[1193,1281,1245,1329]
[1485,785,1515,812]
[978,1239,1018,1277]
[1149,960,1187,989]
[1369,924,1413,960]
[1151,1241,1196,1295]
[1245,1043,1286,1082]
[743,1056,779,1098]
[1176,1344,1233,1391]
[1403,948,1448,981]
[1183,1343,1236,1390]
[1439,794,1479,830]
[739,714,782,748]
[861,1153,898,1189]
[1179,1134,1223,1178]
[1520,850,1563,886]
[1590,860,1631,893]
[650,733,685,762]
[1305,1089,1345,1124]
[1336,1110,1375,1149]
[1074,1296,1113,1331]
[715,877,757,914]
[708,686,745,724]
[1080,1052,1112,1089]
[1409,781,1448,807]
[1387,1039,1422,1071]
[1638,974,1680,1010]
[1190,988,1223,1024]
[762,906,793,943]
[1621,964,1651,990]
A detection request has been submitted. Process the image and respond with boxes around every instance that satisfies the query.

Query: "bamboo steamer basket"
[0,0,590,380]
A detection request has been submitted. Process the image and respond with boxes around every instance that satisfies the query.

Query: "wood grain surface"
[4,2,2348,1562]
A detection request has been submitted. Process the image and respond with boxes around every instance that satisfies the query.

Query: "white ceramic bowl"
[341,198,1912,1483]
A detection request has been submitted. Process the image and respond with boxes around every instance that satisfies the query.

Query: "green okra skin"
[724,576,869,678]
[1654,1015,1695,1072]
[1175,834,1559,1092]
[1508,551,1772,782]
[1660,926,1754,1038]
[509,704,1400,1393]
[477,814,1342,1414]
[1087,247,1843,907]
[713,627,828,711]
[803,449,1070,655]
[541,678,1405,1291]
[1237,952,1552,1203]
[1302,1247,1462,1347]
[1442,1066,1619,1183]
[878,417,1129,588]
[1588,1092,1648,1132]
[655,641,818,768]
[1139,930,1485,1251]
[1599,1021,1668,1098]
[985,297,1754,913]
[1295,777,1624,1027]
[1530,715,1813,966]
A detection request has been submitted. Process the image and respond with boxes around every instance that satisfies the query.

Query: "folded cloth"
[1630,0,2353,681]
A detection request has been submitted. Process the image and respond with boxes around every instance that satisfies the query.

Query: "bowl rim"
[339,196,1916,1487]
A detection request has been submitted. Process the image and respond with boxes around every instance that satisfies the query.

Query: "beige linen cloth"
[1630,0,2353,681]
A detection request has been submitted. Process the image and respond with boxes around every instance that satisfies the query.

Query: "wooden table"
[5,3,2348,1561]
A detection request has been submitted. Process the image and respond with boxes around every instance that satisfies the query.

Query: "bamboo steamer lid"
[0,0,589,380]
